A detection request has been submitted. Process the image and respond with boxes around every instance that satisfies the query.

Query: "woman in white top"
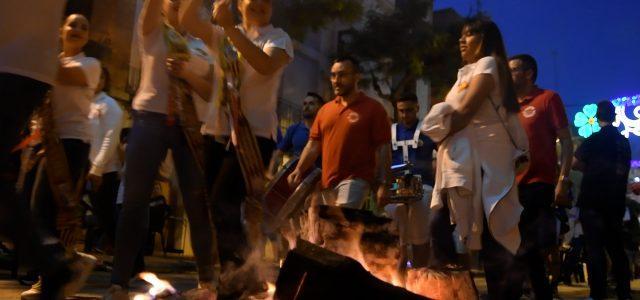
[180,0,293,297]
[108,0,217,298]
[27,13,101,298]
[427,17,528,299]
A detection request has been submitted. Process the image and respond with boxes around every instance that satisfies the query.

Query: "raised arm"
[213,0,290,75]
[449,74,495,135]
[140,0,164,36]
[179,0,220,45]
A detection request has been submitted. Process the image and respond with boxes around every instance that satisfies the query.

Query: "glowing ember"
[267,282,276,296]
[139,272,177,297]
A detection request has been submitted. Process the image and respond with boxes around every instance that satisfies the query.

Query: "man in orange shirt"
[289,56,391,209]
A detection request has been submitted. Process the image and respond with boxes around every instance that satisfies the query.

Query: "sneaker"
[105,284,129,300]
[62,252,97,297]
[20,277,42,300]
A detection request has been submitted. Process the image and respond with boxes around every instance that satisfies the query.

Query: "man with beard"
[289,56,391,210]
[509,54,573,299]
[268,92,324,176]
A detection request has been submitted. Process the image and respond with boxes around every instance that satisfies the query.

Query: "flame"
[139,272,177,297]
[267,282,276,295]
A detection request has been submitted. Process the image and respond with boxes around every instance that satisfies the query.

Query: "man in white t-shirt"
[181,0,293,297]
[0,1,94,298]
[87,68,124,251]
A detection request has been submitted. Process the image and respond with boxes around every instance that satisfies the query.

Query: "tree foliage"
[272,0,364,41]
[341,0,463,103]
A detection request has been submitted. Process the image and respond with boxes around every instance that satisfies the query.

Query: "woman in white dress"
[425,17,529,299]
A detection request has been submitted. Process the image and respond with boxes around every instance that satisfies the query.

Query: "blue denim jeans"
[111,110,216,287]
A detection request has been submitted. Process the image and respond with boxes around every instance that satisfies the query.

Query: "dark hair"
[100,67,111,92]
[332,55,361,73]
[463,17,519,113]
[397,93,418,103]
[596,100,616,123]
[306,92,325,105]
[509,54,538,83]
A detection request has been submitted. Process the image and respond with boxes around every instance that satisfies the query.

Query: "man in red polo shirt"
[509,54,574,299]
[289,56,391,209]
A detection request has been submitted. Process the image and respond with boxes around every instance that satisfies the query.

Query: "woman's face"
[61,14,89,49]
[459,26,482,63]
[238,0,272,27]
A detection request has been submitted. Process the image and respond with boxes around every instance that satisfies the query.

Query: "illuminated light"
[634,177,640,183]
[574,93,640,139]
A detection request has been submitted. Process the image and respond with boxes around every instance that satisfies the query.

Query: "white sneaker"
[63,252,97,297]
[20,277,42,300]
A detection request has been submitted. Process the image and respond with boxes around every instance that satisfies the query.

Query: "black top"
[575,125,631,213]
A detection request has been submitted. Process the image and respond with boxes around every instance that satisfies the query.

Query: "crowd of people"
[0,0,637,300]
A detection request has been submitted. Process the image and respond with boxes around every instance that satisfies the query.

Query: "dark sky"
[434,0,640,115]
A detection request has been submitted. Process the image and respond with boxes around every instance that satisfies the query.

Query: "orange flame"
[139,272,177,297]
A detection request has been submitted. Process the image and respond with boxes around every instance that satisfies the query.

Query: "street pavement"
[1,254,640,299]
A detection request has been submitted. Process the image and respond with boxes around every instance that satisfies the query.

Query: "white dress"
[426,56,528,254]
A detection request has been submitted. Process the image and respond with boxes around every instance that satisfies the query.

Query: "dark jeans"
[0,73,68,297]
[429,191,520,299]
[31,139,90,237]
[88,171,120,248]
[205,135,274,268]
[580,207,631,299]
[516,182,556,299]
[111,110,216,287]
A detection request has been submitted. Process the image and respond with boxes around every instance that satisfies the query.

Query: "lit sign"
[573,93,640,138]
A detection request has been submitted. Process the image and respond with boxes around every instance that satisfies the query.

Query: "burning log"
[275,239,429,300]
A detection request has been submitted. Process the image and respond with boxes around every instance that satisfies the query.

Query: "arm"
[556,128,574,181]
[375,144,392,208]
[213,0,291,75]
[288,139,320,187]
[166,58,213,100]
[449,74,495,135]
[140,0,164,36]
[179,0,221,45]
[571,157,585,172]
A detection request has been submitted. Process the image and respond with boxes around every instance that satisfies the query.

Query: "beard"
[333,84,354,97]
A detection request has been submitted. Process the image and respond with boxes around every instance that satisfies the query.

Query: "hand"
[376,185,390,209]
[87,173,103,191]
[213,0,235,30]
[166,57,188,79]
[287,169,303,189]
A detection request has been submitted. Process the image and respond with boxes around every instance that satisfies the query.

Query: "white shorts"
[385,185,433,245]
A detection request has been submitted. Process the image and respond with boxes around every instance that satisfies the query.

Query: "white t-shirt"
[133,25,214,118]
[89,92,124,175]
[187,37,215,122]
[0,0,66,84]
[202,24,294,140]
[445,56,503,127]
[51,53,101,142]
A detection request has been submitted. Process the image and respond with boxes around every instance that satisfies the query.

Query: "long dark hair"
[463,17,519,113]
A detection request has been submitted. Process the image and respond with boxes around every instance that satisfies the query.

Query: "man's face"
[330,61,358,97]
[302,96,322,119]
[509,59,532,91]
[396,101,419,126]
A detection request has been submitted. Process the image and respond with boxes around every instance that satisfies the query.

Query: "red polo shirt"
[310,92,391,188]
[516,87,569,185]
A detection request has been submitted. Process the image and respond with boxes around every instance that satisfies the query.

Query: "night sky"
[434,0,640,160]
